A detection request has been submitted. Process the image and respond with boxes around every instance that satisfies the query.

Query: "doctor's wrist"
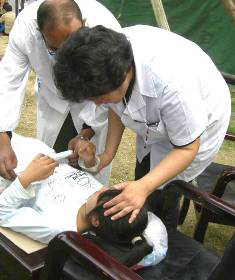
[78,127,95,140]
[138,176,158,196]
[99,152,113,168]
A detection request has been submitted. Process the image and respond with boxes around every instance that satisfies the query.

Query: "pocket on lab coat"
[121,114,168,145]
[145,121,169,146]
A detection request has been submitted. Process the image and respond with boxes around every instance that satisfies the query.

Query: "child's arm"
[0,154,60,243]
[0,154,58,223]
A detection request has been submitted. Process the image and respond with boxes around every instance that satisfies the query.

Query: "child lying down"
[0,133,168,268]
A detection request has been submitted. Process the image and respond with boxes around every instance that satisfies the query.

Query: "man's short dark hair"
[37,0,82,31]
[54,25,134,103]
[3,3,12,12]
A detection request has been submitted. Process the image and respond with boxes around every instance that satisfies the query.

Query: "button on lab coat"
[0,0,121,185]
[109,26,231,187]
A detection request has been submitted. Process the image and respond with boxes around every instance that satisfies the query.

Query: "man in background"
[0,0,121,185]
[0,3,15,35]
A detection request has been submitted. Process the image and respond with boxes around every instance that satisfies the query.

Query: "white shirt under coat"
[108,25,231,187]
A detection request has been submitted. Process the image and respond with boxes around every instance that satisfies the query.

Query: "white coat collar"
[123,49,157,116]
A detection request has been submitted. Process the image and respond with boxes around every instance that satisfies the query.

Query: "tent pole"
[150,0,170,30]
[221,0,235,26]
[15,0,18,16]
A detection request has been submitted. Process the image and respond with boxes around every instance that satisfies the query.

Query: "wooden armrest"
[165,180,235,217]
[41,231,143,280]
[0,231,47,280]
[213,167,235,197]
[221,71,235,85]
[225,133,235,141]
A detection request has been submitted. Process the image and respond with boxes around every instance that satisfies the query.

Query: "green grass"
[14,71,37,137]
[228,87,235,134]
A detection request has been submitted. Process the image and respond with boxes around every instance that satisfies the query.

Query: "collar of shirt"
[122,63,136,106]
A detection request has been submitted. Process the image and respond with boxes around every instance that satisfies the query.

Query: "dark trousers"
[135,153,181,230]
[53,112,78,153]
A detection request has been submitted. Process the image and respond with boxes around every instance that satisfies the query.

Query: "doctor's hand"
[103,180,149,223]
[68,136,81,168]
[77,140,96,167]
[68,136,95,167]
[68,135,89,167]
[68,127,95,168]
[18,154,58,188]
[0,132,17,181]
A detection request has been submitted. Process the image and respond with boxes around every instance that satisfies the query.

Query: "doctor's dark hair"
[84,189,153,267]
[37,0,82,31]
[54,25,134,103]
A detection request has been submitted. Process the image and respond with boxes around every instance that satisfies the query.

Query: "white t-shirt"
[0,164,102,243]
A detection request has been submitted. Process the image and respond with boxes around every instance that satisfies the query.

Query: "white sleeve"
[0,15,30,132]
[77,0,121,31]
[0,177,36,220]
[139,212,168,267]
[0,178,60,244]
[150,60,208,147]
[78,102,108,137]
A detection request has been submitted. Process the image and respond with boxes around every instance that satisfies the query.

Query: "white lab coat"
[0,0,121,185]
[108,25,231,187]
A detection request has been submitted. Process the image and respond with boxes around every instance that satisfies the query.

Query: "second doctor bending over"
[54,25,231,223]
[0,133,168,269]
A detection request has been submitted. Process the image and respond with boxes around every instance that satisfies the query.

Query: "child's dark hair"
[84,189,153,267]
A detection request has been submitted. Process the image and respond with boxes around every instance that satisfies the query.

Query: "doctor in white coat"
[53,25,231,224]
[0,0,121,185]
